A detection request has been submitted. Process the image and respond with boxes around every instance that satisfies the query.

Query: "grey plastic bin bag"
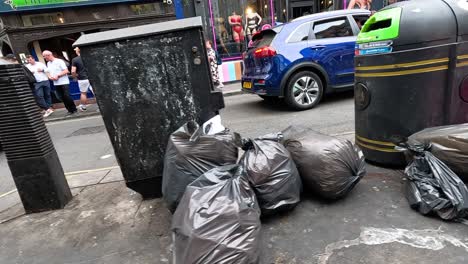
[409,123,468,181]
[171,165,261,264]
[282,126,366,200]
[242,133,302,215]
[400,141,468,220]
[162,121,239,211]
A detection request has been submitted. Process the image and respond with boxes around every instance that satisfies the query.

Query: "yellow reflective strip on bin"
[356,58,449,71]
[355,135,396,147]
[356,140,400,153]
[457,61,468,68]
[457,55,468,60]
[355,65,448,78]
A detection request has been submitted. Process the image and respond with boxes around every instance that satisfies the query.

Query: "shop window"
[313,17,353,39]
[130,2,174,15]
[22,13,64,27]
[209,0,275,59]
[319,0,334,12]
[287,22,311,43]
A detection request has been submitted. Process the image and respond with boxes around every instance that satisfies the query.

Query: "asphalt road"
[0,91,355,195]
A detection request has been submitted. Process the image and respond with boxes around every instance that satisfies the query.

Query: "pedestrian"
[26,55,54,118]
[4,54,38,94]
[348,0,372,10]
[71,47,93,111]
[205,40,223,88]
[42,50,77,116]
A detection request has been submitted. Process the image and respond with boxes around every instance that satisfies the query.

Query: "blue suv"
[242,9,370,110]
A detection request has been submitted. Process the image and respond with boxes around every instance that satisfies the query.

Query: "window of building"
[22,13,64,27]
[130,2,174,15]
[319,0,334,12]
[208,0,276,59]
[287,22,311,43]
[313,17,353,39]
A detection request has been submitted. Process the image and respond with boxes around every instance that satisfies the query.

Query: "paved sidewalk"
[1,164,467,264]
[44,82,243,123]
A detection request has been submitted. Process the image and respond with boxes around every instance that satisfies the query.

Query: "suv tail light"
[254,46,277,59]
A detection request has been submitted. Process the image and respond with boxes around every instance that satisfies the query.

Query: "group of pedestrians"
[2,47,92,118]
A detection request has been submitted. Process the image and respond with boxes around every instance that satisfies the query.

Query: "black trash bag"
[281,126,366,200]
[171,165,261,264]
[409,124,468,181]
[401,141,468,220]
[162,121,239,211]
[242,133,302,215]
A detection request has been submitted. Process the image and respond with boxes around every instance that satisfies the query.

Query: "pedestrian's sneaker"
[78,104,87,111]
[65,111,78,117]
[43,109,54,118]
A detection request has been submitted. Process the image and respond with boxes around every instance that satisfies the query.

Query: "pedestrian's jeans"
[55,84,77,113]
[34,81,52,110]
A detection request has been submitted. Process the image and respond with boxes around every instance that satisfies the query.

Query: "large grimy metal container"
[354,0,468,166]
[73,17,225,198]
[0,59,72,213]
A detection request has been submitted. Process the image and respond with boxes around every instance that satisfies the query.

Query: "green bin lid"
[357,7,402,44]
[358,0,459,51]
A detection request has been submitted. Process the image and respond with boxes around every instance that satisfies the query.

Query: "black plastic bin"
[354,0,468,166]
[73,17,225,198]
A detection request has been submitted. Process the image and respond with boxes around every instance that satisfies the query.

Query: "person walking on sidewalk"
[26,55,54,118]
[206,40,224,89]
[43,50,77,116]
[71,47,93,111]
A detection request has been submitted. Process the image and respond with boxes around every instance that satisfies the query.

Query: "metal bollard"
[0,59,72,213]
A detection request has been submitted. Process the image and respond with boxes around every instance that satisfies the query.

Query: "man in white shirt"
[26,55,54,118]
[42,50,77,115]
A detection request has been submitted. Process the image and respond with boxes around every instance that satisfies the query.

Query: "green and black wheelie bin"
[354,0,468,166]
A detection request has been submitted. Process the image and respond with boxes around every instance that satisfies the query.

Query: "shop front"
[181,0,343,82]
[177,0,394,82]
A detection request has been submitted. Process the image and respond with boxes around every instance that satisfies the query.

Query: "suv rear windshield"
[250,26,284,49]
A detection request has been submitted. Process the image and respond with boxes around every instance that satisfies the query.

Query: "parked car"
[242,9,371,110]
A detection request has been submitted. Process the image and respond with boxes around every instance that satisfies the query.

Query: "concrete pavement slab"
[100,168,124,184]
[0,187,85,224]
[0,191,21,216]
[1,164,468,263]
[0,181,172,264]
[66,170,110,188]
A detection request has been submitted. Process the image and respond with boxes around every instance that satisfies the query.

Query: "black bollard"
[73,17,224,199]
[0,59,72,213]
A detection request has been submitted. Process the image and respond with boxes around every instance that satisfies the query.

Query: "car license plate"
[243,81,252,89]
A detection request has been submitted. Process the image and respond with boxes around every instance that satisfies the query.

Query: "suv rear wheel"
[285,71,323,110]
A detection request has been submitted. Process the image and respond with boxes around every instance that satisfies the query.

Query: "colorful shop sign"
[1,0,139,13]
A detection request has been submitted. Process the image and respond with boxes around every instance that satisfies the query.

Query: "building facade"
[0,0,175,62]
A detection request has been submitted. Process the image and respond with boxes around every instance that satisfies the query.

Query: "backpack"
[21,65,36,84]
[215,51,222,65]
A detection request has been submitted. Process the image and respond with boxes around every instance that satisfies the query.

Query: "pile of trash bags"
[162,121,240,211]
[282,126,366,200]
[172,165,261,264]
[408,124,468,180]
[242,133,302,215]
[400,123,468,220]
[164,119,367,264]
